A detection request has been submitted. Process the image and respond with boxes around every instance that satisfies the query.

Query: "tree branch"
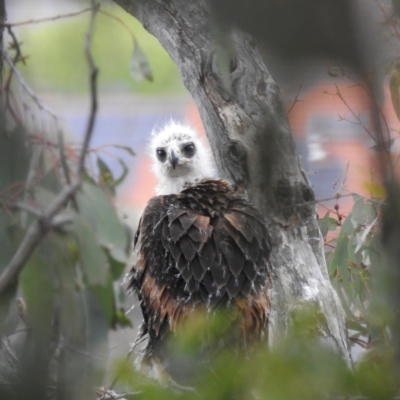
[0,2,100,296]
[114,0,351,365]
[0,7,92,27]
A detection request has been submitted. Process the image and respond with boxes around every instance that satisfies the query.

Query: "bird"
[127,121,271,383]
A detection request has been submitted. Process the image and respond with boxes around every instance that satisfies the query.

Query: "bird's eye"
[156,148,167,161]
[182,143,195,157]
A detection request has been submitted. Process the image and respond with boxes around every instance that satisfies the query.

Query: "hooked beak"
[168,148,179,170]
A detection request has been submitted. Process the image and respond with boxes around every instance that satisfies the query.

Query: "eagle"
[128,121,271,382]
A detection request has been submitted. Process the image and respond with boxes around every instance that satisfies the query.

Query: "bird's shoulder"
[135,179,270,304]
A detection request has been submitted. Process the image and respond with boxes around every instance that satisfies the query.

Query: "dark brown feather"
[128,179,271,377]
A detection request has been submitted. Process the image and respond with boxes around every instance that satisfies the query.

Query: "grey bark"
[114,0,351,365]
[0,0,5,109]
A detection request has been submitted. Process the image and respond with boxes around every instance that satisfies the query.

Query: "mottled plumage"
[128,122,271,381]
[129,179,271,379]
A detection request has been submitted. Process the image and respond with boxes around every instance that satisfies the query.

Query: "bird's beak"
[168,147,180,170]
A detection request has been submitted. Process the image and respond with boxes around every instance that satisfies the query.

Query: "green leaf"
[347,319,368,336]
[39,166,61,193]
[0,124,30,195]
[76,182,128,263]
[109,144,135,157]
[351,197,377,226]
[112,307,133,328]
[319,211,330,238]
[329,215,354,297]
[130,39,153,82]
[0,212,23,327]
[87,274,114,327]
[107,249,127,280]
[20,248,55,343]
[68,215,110,286]
[389,65,400,121]
[58,128,71,183]
[33,185,58,208]
[113,158,129,188]
[97,156,115,196]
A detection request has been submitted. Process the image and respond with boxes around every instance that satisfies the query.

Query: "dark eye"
[182,143,195,157]
[156,148,166,161]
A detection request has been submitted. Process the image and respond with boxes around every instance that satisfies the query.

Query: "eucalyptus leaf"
[20,248,55,343]
[114,158,129,188]
[76,182,129,263]
[389,66,400,121]
[97,156,115,196]
[87,274,114,328]
[0,124,30,196]
[68,216,110,287]
[130,39,153,82]
[109,144,135,157]
[319,211,330,238]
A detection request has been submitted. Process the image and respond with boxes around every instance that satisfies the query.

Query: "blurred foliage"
[0,97,133,399]
[1,1,400,400]
[107,306,398,400]
[10,3,185,94]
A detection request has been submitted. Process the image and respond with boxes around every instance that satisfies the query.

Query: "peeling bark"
[114,0,351,365]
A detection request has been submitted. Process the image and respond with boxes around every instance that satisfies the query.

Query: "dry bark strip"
[114,0,351,365]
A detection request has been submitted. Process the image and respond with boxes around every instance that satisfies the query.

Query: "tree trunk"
[114,0,351,365]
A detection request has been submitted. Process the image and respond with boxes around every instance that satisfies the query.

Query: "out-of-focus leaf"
[0,124,30,195]
[33,186,57,209]
[107,249,127,281]
[112,307,132,328]
[20,248,55,343]
[319,211,330,238]
[355,216,378,254]
[97,156,115,196]
[109,144,135,157]
[370,138,396,152]
[0,212,23,327]
[348,235,362,266]
[351,197,377,226]
[389,65,400,121]
[39,166,61,193]
[130,39,153,82]
[114,158,129,188]
[48,234,82,339]
[329,214,356,299]
[87,274,114,328]
[76,182,128,263]
[0,211,20,270]
[58,128,71,183]
[68,216,110,286]
[347,319,368,336]
[364,182,386,199]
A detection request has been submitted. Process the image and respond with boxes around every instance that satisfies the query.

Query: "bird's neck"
[155,174,206,196]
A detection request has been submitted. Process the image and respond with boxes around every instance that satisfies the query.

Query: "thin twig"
[0,198,43,218]
[0,7,92,27]
[78,1,100,176]
[0,182,79,295]
[0,47,59,120]
[0,2,100,296]
[286,83,303,115]
[333,84,376,143]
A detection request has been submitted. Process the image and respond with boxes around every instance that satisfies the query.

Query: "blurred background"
[7,0,399,222]
[4,0,399,370]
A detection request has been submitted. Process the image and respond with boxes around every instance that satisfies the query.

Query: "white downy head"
[149,120,217,195]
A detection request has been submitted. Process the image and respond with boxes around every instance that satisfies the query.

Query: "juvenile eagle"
[128,121,271,381]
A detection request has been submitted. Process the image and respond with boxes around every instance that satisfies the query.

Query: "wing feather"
[130,179,271,362]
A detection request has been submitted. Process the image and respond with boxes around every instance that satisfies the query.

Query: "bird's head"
[150,121,216,195]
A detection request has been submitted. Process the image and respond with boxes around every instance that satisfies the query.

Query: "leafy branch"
[0,1,101,296]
